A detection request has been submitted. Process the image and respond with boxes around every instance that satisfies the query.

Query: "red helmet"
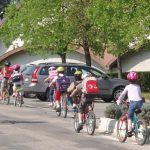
[13,64,20,71]
[127,71,138,81]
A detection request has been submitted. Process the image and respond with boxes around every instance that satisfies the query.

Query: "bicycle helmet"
[13,64,21,71]
[74,70,82,76]
[48,66,56,71]
[5,61,11,66]
[57,66,65,72]
[74,70,82,81]
[81,72,92,79]
[127,71,138,81]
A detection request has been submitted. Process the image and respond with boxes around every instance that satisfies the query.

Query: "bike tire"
[61,94,67,118]
[135,119,148,145]
[86,111,96,135]
[117,117,128,142]
[5,90,10,105]
[19,95,23,107]
[56,103,61,117]
[74,112,80,133]
[14,97,17,107]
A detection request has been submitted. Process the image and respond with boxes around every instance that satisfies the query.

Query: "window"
[40,66,49,75]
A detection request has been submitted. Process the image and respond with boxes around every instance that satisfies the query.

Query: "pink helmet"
[13,64,20,71]
[127,71,138,81]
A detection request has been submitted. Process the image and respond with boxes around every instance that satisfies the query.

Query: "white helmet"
[82,72,92,79]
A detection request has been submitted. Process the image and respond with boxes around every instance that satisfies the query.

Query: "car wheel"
[37,94,46,101]
[113,87,124,102]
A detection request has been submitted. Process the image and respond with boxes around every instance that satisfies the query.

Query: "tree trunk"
[83,40,91,66]
[117,56,122,78]
[60,53,66,63]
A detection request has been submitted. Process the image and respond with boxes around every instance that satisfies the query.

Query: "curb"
[98,117,118,137]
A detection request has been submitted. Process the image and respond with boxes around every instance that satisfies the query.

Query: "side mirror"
[102,74,108,79]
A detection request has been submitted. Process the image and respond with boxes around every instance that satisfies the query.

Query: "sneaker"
[56,106,60,112]
[73,103,77,108]
[77,123,83,130]
[127,131,133,137]
[48,102,53,106]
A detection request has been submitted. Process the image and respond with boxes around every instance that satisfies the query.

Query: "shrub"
[104,103,126,120]
[139,103,150,125]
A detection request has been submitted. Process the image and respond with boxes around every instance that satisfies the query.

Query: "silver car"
[22,63,129,102]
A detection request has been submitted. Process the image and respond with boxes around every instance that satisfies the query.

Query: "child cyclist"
[49,66,70,111]
[116,71,143,137]
[70,72,94,130]
[67,70,82,108]
[10,64,24,98]
[44,66,57,106]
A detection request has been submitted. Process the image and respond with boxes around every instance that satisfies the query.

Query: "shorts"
[78,93,93,113]
[128,100,143,120]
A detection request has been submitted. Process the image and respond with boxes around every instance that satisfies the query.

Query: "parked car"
[22,63,129,102]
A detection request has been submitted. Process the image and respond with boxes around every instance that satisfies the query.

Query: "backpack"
[12,73,22,83]
[82,77,99,94]
[56,76,70,92]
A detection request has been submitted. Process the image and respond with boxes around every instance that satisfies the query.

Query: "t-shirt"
[1,66,13,79]
[11,71,23,85]
[118,83,142,101]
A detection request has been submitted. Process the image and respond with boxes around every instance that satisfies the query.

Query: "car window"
[78,66,103,78]
[40,66,49,75]
[22,65,36,75]
[67,66,79,76]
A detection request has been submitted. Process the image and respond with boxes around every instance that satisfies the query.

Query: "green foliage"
[104,103,126,120]
[87,0,150,56]
[140,103,150,125]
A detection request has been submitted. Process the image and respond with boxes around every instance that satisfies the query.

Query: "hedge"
[104,103,150,125]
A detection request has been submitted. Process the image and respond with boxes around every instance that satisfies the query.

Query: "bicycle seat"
[134,109,141,114]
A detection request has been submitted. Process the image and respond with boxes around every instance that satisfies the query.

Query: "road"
[0,98,149,150]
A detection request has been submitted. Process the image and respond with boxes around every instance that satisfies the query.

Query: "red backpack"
[82,77,99,94]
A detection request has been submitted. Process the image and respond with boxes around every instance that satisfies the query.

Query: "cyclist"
[116,71,143,137]
[70,72,93,130]
[10,64,24,98]
[49,66,68,111]
[67,70,82,108]
[0,61,13,100]
[44,66,57,106]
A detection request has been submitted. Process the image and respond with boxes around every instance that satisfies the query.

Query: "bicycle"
[117,101,148,145]
[56,92,68,118]
[1,85,10,105]
[14,85,24,107]
[74,97,96,135]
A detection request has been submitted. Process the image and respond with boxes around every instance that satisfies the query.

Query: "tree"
[0,0,76,63]
[87,0,150,77]
[67,0,106,66]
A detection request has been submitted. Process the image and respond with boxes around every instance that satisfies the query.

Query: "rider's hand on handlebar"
[116,100,121,105]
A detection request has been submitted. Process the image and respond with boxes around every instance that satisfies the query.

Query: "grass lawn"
[142,92,150,101]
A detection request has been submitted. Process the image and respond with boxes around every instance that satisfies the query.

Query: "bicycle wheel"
[74,112,80,133]
[117,117,128,142]
[19,94,23,107]
[86,111,96,135]
[14,97,17,106]
[4,89,10,105]
[61,94,67,118]
[135,119,148,145]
